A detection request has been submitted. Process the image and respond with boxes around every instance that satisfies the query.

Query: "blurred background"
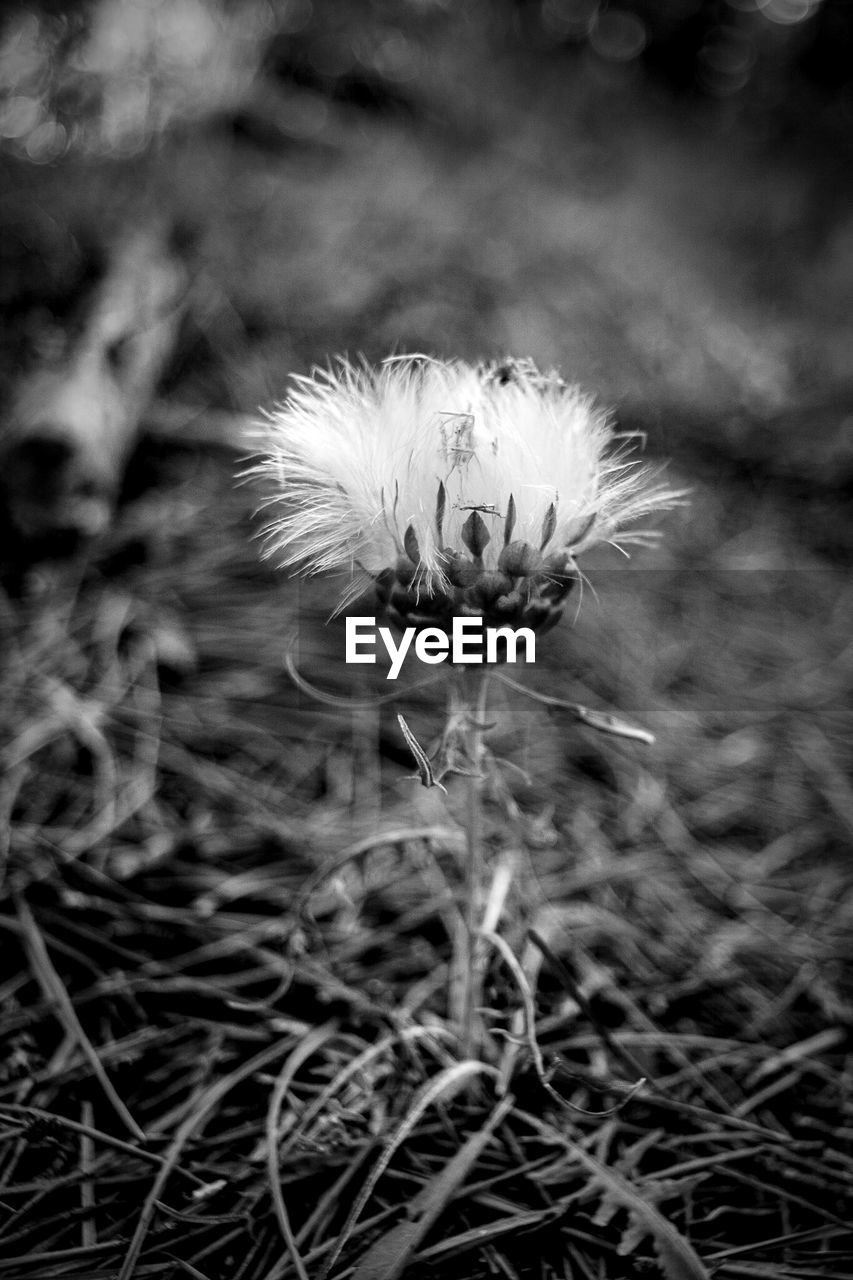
[1,0,852,435]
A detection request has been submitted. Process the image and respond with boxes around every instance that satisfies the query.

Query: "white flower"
[251,356,680,622]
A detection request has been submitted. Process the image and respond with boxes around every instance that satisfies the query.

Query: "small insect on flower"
[250,355,682,638]
[439,411,479,469]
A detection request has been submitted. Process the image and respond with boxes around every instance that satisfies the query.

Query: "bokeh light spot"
[590,10,647,63]
[698,27,755,95]
[764,0,820,24]
[25,118,67,161]
[541,0,600,41]
[0,94,42,139]
[725,0,770,12]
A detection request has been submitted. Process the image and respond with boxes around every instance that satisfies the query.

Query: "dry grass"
[1,441,852,1279]
[2,11,853,1276]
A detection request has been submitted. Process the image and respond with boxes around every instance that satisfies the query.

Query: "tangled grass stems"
[2,447,853,1278]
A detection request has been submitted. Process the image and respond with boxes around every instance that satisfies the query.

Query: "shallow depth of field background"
[1,3,853,1279]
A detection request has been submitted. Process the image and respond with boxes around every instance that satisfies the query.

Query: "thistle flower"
[253,355,680,634]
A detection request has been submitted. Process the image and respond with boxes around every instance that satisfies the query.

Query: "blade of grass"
[560,1138,711,1280]
[350,1092,515,1280]
[266,1023,340,1280]
[493,671,655,744]
[483,929,645,1116]
[317,1060,497,1280]
[117,1037,293,1280]
[278,1024,454,1165]
[0,1104,205,1186]
[14,894,145,1141]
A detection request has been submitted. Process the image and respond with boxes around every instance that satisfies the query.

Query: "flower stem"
[459,668,490,1059]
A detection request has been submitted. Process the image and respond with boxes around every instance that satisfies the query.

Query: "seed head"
[251,355,681,630]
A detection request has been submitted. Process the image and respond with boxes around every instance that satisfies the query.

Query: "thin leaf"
[398,714,447,793]
[414,1206,562,1264]
[539,502,557,550]
[279,1025,455,1163]
[493,671,655,745]
[284,636,443,709]
[435,481,446,543]
[351,1094,514,1280]
[15,895,145,1141]
[611,1176,710,1257]
[571,705,655,745]
[117,1039,292,1280]
[266,1025,340,1280]
[563,1141,711,1280]
[482,929,644,1117]
[503,494,516,546]
[317,1060,496,1280]
[0,1103,205,1185]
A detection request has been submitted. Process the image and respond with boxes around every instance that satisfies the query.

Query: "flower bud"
[445,551,480,589]
[395,555,418,587]
[469,570,514,607]
[498,540,544,578]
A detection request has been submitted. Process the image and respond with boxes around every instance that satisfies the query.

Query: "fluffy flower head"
[253,356,679,627]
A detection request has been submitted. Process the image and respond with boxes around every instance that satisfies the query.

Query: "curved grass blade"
[317,1060,496,1280]
[351,1093,514,1280]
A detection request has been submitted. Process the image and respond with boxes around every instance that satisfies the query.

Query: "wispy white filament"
[252,356,679,598]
